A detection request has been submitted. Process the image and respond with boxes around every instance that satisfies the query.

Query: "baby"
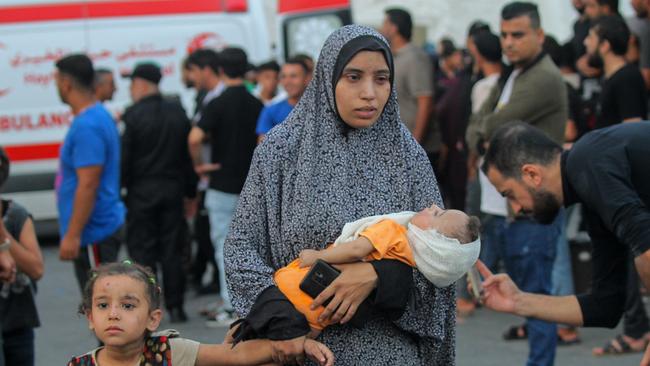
[274,204,481,333]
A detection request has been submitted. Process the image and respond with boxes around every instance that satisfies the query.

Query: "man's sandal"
[502,324,527,341]
[592,334,649,356]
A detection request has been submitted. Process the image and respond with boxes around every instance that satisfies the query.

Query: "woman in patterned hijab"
[224,25,455,364]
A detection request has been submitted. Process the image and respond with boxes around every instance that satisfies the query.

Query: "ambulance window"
[283,12,347,60]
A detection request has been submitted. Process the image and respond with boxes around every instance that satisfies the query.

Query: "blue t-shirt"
[56,103,125,246]
[255,99,294,135]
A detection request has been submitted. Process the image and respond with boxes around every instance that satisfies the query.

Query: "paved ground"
[35,245,643,365]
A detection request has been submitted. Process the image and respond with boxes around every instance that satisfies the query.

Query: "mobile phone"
[299,259,341,306]
[467,265,483,300]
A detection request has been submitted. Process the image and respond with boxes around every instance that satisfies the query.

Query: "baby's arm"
[196,339,334,366]
[299,236,375,268]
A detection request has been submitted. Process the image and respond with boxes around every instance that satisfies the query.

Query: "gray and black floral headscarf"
[225,25,455,365]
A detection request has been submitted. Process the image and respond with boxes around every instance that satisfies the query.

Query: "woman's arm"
[1,204,43,280]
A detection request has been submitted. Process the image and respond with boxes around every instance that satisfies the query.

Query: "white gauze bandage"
[407,223,480,288]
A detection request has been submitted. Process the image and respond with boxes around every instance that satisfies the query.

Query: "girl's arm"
[196,339,334,366]
[299,237,374,267]
[196,340,273,366]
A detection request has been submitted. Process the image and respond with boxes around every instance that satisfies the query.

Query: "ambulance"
[0,0,351,235]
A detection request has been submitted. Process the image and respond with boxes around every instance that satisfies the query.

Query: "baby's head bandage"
[407,223,481,287]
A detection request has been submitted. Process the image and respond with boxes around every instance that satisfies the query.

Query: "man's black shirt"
[197,85,262,194]
[121,94,197,198]
[596,63,647,129]
[562,122,650,327]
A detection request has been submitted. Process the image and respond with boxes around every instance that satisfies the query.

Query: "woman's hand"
[270,336,306,365]
[299,249,320,268]
[311,262,378,325]
[304,339,335,366]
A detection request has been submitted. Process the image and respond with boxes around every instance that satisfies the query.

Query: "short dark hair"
[219,47,248,78]
[598,0,620,14]
[591,15,630,56]
[94,68,112,85]
[501,2,541,29]
[187,49,220,74]
[482,122,562,179]
[0,147,9,188]
[284,57,309,74]
[473,31,502,63]
[439,38,458,59]
[461,216,482,244]
[385,8,413,41]
[291,53,314,72]
[55,54,95,90]
[468,20,491,38]
[256,60,280,73]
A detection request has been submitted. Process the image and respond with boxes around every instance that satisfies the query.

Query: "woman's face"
[335,50,391,129]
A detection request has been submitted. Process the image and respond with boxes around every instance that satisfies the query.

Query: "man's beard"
[587,51,604,69]
[527,187,562,225]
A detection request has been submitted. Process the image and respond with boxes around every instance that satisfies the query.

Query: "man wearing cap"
[121,62,198,322]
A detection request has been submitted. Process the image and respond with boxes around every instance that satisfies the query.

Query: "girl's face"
[335,50,391,129]
[87,275,161,348]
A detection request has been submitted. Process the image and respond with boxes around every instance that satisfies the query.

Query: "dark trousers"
[439,147,468,210]
[191,191,219,289]
[126,181,186,310]
[2,328,34,366]
[73,229,122,294]
[624,254,650,338]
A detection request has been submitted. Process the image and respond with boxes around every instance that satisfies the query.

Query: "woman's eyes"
[375,75,389,84]
[345,73,361,81]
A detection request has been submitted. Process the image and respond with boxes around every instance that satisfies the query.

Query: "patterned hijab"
[225,25,455,364]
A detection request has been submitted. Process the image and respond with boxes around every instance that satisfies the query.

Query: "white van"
[0,0,351,235]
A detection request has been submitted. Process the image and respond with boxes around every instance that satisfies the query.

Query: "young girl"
[68,261,334,366]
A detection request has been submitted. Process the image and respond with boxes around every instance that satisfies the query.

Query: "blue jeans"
[3,328,34,366]
[479,214,507,273]
[552,209,574,297]
[205,189,239,310]
[504,216,561,366]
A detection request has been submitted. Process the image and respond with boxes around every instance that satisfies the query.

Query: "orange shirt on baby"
[273,219,416,330]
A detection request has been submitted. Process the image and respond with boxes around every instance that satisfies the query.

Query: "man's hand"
[476,260,519,314]
[0,251,16,283]
[311,262,377,325]
[304,339,335,366]
[59,234,81,260]
[299,249,320,268]
[184,198,198,219]
[576,55,601,78]
[270,336,306,365]
[194,163,221,177]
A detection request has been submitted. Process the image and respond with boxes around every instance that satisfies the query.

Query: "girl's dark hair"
[78,261,161,315]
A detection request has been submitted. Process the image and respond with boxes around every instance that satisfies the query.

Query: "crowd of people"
[1,0,650,365]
